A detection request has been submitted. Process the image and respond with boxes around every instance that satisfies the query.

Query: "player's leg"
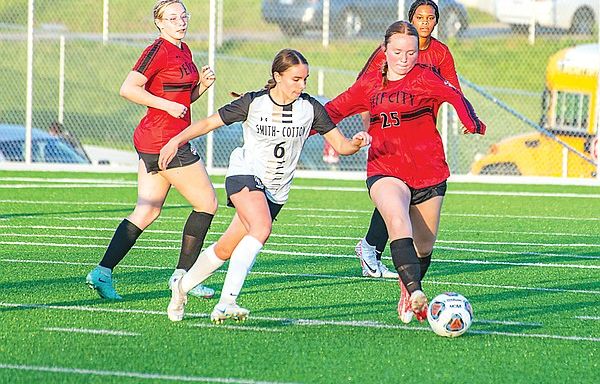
[163,160,218,299]
[410,196,444,280]
[87,159,170,299]
[210,187,272,323]
[369,177,426,322]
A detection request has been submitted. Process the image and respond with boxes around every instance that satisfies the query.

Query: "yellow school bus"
[470,43,598,177]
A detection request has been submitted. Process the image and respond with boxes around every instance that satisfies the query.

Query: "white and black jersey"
[218,89,336,204]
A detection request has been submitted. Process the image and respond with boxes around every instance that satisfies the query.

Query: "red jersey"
[325,65,485,189]
[132,38,199,153]
[357,37,461,91]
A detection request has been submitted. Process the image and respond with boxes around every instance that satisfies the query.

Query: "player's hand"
[166,102,188,119]
[158,140,179,171]
[200,65,216,88]
[351,131,371,147]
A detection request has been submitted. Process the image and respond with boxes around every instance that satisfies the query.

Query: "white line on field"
[575,316,600,321]
[1,177,599,199]
[1,303,597,342]
[1,241,598,269]
[2,258,599,296]
[43,327,140,336]
[2,233,599,256]
[188,323,284,333]
[0,363,294,384]
[2,199,600,222]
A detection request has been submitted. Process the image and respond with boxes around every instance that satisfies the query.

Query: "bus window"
[552,91,589,132]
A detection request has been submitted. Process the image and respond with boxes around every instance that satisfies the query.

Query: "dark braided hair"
[407,0,439,23]
[381,21,419,88]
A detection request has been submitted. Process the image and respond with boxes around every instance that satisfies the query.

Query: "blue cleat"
[86,266,122,300]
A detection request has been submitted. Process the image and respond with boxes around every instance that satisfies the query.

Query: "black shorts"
[366,175,447,205]
[136,143,200,173]
[225,175,283,220]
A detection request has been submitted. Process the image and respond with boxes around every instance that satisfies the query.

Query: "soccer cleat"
[86,267,122,300]
[397,279,413,323]
[378,261,399,279]
[210,303,250,324]
[410,289,428,323]
[167,275,188,322]
[169,270,215,299]
[355,239,381,278]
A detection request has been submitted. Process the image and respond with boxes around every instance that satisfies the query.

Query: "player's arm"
[119,71,187,119]
[159,113,225,170]
[323,128,371,155]
[439,50,462,91]
[191,65,216,103]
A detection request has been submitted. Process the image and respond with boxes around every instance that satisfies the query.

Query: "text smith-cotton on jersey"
[132,38,200,153]
[218,90,336,205]
[357,37,461,91]
[326,65,485,189]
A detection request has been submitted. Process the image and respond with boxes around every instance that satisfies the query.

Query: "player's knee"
[132,205,161,227]
[250,221,272,243]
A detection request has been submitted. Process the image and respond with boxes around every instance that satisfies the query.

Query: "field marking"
[2,199,600,222]
[2,233,600,257]
[1,177,599,199]
[0,363,295,384]
[1,302,598,343]
[575,316,600,321]
[1,240,599,269]
[2,258,599,296]
[188,323,284,333]
[43,327,140,336]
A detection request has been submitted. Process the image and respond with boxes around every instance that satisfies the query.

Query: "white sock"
[180,244,225,293]
[219,235,263,305]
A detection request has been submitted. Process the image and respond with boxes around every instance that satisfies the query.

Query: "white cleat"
[167,275,187,322]
[210,303,250,324]
[378,260,399,279]
[355,239,382,278]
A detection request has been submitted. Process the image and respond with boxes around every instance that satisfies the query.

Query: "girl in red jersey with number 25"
[325,21,486,323]
[86,0,217,301]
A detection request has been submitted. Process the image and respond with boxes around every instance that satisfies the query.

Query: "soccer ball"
[427,292,473,338]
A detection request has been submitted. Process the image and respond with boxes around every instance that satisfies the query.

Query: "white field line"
[1,302,598,343]
[43,327,139,336]
[1,239,599,269]
[575,316,600,321]
[1,177,600,199]
[0,363,295,384]
[188,323,284,333]
[2,233,600,257]
[1,241,598,269]
[2,198,600,222]
[2,258,599,296]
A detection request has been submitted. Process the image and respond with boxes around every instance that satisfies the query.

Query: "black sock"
[390,238,421,294]
[365,208,388,258]
[176,211,214,271]
[419,252,432,280]
[99,219,143,270]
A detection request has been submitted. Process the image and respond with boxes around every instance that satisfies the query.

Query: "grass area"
[0,170,599,383]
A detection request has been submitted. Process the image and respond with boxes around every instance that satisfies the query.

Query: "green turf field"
[0,170,599,383]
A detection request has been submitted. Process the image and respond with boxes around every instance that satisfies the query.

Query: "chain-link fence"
[1,0,599,182]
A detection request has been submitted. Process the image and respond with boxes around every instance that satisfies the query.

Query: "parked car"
[495,0,598,35]
[192,96,367,171]
[0,124,91,164]
[261,0,468,39]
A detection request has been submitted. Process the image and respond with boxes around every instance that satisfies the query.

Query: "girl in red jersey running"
[86,0,217,300]
[354,0,462,281]
[325,21,486,323]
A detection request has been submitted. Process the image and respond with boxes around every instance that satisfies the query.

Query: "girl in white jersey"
[159,48,371,322]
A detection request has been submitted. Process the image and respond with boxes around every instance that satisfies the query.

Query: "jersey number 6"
[274,141,286,159]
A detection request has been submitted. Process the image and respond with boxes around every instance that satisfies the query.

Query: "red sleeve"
[438,50,461,91]
[356,46,385,80]
[325,78,370,125]
[133,40,166,80]
[423,71,485,135]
